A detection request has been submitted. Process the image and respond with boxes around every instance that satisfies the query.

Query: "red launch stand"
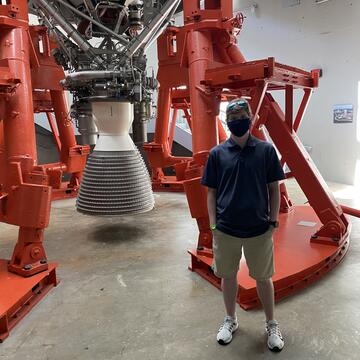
[145,0,358,310]
[0,1,88,341]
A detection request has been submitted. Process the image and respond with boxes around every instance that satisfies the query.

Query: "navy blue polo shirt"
[201,135,285,238]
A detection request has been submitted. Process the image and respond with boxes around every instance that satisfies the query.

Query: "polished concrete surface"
[0,180,359,359]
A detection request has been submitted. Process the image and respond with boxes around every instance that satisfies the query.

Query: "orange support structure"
[29,25,90,200]
[145,0,359,310]
[0,0,89,341]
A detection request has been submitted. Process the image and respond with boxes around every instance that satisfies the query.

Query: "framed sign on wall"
[333,104,354,123]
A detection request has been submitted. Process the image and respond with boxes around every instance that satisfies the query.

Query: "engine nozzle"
[76,101,154,216]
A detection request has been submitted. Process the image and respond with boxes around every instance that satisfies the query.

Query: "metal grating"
[77,149,154,216]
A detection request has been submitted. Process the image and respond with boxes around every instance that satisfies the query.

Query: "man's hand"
[207,187,217,229]
[268,181,280,228]
[269,220,279,228]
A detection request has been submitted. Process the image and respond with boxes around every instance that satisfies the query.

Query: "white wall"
[234,0,360,184]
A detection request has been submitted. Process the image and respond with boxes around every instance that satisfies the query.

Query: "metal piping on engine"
[120,0,181,62]
[63,71,121,83]
[82,0,101,22]
[33,0,104,66]
[53,0,129,46]
[143,0,181,52]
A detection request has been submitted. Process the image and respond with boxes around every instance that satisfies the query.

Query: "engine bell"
[76,101,154,216]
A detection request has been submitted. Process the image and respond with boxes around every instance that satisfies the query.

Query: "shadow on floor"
[90,224,143,244]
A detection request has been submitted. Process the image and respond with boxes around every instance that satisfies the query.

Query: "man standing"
[201,98,285,352]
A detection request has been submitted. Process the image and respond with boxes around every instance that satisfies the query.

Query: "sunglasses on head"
[226,100,250,116]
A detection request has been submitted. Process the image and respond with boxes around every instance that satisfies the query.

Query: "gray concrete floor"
[0,179,360,360]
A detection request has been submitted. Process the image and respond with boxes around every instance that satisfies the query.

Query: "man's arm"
[207,187,217,227]
[201,150,218,228]
[268,181,280,222]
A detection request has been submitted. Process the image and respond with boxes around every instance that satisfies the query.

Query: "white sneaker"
[216,316,239,345]
[266,319,284,352]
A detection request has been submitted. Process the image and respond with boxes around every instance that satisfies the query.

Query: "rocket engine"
[31,0,181,215]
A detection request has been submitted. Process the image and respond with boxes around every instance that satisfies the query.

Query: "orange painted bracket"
[189,206,351,310]
[152,176,184,192]
[0,60,21,96]
[51,182,79,201]
[204,58,318,90]
[0,260,58,342]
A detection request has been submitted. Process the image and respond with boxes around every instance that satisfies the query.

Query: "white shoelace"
[219,317,236,333]
[267,323,283,339]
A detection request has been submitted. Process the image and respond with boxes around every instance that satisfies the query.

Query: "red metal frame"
[0,0,89,341]
[145,0,360,310]
[29,25,90,201]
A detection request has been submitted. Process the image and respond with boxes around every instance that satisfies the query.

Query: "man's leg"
[216,275,239,344]
[243,230,284,351]
[242,229,275,321]
[256,278,274,322]
[212,230,242,318]
[257,277,284,352]
[222,275,238,318]
[212,230,242,344]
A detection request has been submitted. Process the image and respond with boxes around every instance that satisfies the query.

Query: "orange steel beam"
[168,108,178,150]
[29,25,89,199]
[216,116,227,143]
[46,112,62,154]
[263,94,348,242]
[0,120,4,186]
[183,108,192,131]
[285,84,293,132]
[342,205,360,218]
[294,88,312,132]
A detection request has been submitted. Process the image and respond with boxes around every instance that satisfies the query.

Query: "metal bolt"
[24,264,32,271]
[40,259,47,264]
[311,235,318,239]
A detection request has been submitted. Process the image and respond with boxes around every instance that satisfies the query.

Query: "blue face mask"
[227,117,251,137]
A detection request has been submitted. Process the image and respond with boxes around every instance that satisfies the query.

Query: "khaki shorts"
[212,227,274,280]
